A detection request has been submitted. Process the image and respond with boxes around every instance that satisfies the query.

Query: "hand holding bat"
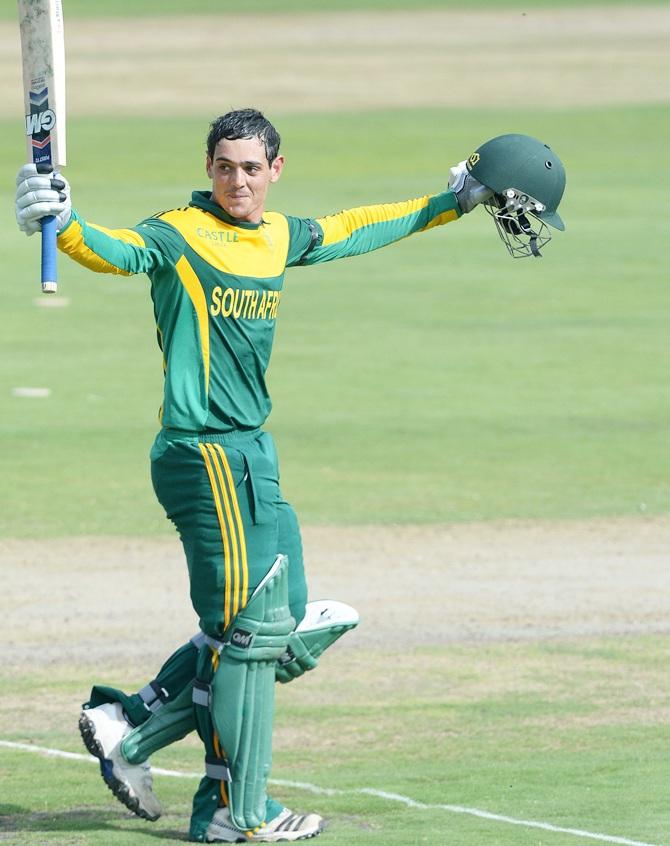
[18,0,67,293]
[15,163,71,236]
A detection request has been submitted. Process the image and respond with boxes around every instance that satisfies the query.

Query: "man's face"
[206,136,284,223]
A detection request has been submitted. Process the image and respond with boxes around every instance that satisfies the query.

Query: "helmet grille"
[484,192,552,258]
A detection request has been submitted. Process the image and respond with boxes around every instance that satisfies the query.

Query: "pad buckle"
[192,680,212,708]
[139,680,169,713]
[205,754,231,782]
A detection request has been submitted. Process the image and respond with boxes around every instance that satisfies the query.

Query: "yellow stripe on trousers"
[205,444,243,620]
[208,444,250,618]
[212,444,249,612]
[198,444,233,629]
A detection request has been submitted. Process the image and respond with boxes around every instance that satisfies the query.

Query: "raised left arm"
[300,190,461,266]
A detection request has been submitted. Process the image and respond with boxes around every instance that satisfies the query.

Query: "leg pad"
[192,555,294,835]
[276,599,359,683]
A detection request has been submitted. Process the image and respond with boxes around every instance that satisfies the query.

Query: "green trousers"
[87,426,307,728]
[152,427,307,637]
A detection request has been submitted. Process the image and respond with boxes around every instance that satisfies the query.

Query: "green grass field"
[1,105,669,535]
[1,3,669,845]
[2,636,670,845]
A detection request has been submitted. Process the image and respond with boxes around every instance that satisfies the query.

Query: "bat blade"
[18,0,67,294]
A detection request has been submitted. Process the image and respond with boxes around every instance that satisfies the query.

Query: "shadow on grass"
[0,806,188,841]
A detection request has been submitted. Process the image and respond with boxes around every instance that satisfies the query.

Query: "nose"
[230,167,245,188]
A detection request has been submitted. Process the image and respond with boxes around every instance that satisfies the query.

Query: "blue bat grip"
[41,215,58,293]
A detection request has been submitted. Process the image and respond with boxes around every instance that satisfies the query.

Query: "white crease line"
[0,741,198,778]
[0,740,663,846]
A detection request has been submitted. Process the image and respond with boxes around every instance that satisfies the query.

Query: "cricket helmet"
[466,134,566,258]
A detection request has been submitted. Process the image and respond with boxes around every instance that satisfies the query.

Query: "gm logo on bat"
[25,109,56,135]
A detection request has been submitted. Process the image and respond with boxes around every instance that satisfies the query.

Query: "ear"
[206,155,213,179]
[269,155,285,184]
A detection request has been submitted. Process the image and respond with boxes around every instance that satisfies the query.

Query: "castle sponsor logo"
[196,227,239,244]
[210,286,281,320]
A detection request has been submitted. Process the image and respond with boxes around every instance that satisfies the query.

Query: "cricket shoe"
[206,807,324,842]
[78,702,162,821]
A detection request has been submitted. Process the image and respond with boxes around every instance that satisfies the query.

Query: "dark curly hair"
[206,109,281,164]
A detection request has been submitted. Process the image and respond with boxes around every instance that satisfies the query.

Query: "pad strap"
[190,631,207,649]
[203,634,225,653]
[205,754,231,782]
[138,680,170,713]
[192,680,211,708]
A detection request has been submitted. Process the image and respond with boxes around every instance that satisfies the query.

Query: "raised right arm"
[57,210,182,276]
[15,164,183,276]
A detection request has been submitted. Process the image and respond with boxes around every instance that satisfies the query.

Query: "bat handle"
[41,214,58,294]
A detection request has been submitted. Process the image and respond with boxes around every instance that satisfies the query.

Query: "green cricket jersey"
[58,189,461,433]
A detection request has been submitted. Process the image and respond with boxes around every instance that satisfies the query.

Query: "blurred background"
[1,0,668,536]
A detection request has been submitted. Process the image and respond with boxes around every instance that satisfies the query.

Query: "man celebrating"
[15,108,527,842]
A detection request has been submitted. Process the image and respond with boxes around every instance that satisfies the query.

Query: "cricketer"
[14,109,565,843]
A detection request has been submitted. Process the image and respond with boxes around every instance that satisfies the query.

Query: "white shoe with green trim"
[206,806,323,842]
[78,702,162,821]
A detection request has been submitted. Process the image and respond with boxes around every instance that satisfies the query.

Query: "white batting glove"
[15,163,72,236]
[448,160,493,214]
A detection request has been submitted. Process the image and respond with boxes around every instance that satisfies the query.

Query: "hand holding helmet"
[460,134,566,258]
[448,161,493,214]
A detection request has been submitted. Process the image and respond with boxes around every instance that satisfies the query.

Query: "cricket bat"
[18,0,67,294]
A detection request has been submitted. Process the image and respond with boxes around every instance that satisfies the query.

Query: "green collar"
[189,191,264,229]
